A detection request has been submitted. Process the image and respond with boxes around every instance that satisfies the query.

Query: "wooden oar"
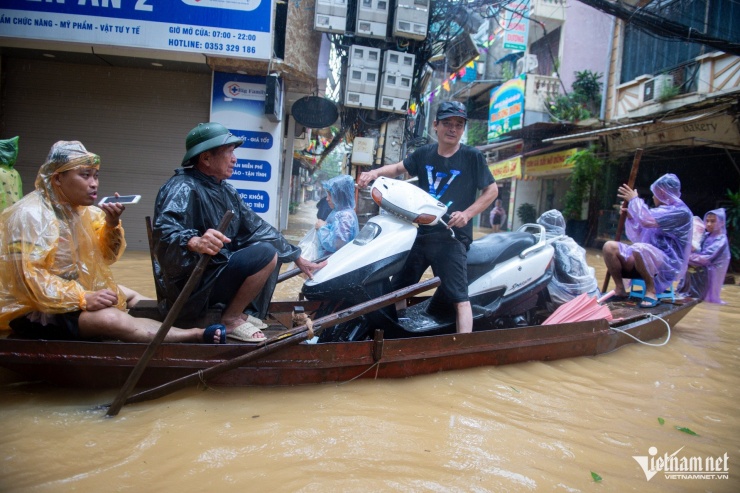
[106,211,234,417]
[601,148,643,293]
[113,276,441,408]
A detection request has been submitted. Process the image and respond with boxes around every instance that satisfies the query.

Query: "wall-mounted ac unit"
[515,54,538,76]
[445,33,479,71]
[642,74,674,103]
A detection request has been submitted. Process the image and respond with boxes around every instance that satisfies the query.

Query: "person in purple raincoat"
[602,173,693,307]
[678,208,730,304]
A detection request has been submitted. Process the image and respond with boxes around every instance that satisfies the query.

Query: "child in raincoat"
[315,174,359,257]
[0,136,22,212]
[678,208,730,304]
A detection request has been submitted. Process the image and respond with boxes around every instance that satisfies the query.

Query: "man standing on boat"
[358,101,498,333]
[153,122,325,343]
[0,141,226,344]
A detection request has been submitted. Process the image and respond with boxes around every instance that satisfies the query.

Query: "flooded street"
[1,204,738,492]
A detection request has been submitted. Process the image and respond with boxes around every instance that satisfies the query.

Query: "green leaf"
[676,426,698,436]
[591,471,602,482]
[658,417,665,425]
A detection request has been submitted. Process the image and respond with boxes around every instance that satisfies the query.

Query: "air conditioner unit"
[515,54,538,76]
[445,33,479,71]
[642,74,674,103]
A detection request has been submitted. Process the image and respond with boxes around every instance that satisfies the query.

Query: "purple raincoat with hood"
[617,173,693,294]
[678,208,730,303]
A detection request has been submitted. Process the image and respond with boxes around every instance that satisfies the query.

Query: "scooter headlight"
[352,222,382,246]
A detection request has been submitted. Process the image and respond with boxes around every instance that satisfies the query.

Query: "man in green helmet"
[153,122,325,343]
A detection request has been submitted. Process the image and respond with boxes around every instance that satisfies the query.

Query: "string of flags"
[416,29,504,111]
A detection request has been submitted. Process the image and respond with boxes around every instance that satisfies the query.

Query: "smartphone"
[98,195,141,205]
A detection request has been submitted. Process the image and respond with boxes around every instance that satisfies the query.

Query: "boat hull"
[0,299,698,389]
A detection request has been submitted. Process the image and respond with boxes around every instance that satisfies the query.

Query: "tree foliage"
[549,70,603,122]
[563,147,604,220]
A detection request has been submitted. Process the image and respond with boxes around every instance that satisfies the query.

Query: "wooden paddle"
[106,211,234,417]
[601,148,643,293]
[112,276,442,409]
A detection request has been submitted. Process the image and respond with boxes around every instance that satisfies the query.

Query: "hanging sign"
[291,96,339,129]
[488,75,525,141]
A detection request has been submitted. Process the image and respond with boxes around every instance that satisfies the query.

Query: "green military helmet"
[182,122,245,166]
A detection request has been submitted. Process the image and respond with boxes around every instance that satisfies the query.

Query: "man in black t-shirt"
[358,101,498,333]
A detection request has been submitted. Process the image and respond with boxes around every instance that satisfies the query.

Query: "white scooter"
[302,177,555,341]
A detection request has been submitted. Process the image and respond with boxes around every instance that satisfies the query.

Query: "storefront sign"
[488,75,525,141]
[606,112,740,154]
[0,0,272,60]
[213,72,282,225]
[503,0,530,51]
[489,156,522,181]
[524,148,578,177]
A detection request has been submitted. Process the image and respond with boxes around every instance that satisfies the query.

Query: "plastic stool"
[629,279,675,302]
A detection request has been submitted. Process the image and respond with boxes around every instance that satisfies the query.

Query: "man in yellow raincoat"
[0,141,226,343]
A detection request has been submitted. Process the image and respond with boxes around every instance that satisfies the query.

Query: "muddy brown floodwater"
[0,204,738,492]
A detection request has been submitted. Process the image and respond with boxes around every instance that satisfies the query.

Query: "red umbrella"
[543,292,613,325]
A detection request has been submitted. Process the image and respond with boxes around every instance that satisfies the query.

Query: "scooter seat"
[467,232,536,268]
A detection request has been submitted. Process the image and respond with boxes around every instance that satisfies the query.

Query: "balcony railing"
[613,52,740,118]
[525,74,561,113]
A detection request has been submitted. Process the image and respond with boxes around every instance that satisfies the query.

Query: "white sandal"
[227,322,266,343]
[245,314,268,329]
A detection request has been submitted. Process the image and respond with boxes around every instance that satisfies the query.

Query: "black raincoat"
[152,167,300,320]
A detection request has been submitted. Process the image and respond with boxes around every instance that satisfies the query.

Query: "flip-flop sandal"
[203,324,227,344]
[245,314,268,329]
[639,296,660,308]
[227,322,267,343]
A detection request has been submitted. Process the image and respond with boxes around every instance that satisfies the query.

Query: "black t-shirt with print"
[403,143,495,246]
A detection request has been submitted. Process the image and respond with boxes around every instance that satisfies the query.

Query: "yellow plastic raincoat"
[0,141,126,331]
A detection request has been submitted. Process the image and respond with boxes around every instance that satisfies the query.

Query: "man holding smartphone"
[153,122,325,343]
[0,141,226,344]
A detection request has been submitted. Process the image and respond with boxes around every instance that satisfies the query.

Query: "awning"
[542,103,738,150]
[477,138,523,153]
[495,52,524,65]
[541,121,651,143]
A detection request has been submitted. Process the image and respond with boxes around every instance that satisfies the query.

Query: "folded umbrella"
[543,292,613,325]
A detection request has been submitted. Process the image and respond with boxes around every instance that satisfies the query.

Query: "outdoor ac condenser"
[642,74,674,103]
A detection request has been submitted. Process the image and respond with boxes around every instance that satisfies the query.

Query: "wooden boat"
[0,297,699,391]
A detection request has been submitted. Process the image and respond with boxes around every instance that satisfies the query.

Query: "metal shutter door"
[2,58,211,250]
